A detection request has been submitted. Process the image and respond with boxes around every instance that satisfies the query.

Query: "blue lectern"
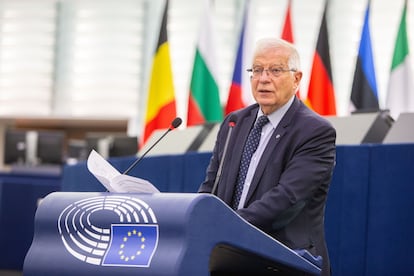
[23,192,321,275]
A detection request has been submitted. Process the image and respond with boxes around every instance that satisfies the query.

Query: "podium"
[23,192,321,275]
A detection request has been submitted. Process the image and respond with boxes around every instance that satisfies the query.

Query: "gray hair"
[252,38,301,71]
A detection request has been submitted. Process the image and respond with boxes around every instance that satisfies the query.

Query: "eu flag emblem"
[102,224,159,267]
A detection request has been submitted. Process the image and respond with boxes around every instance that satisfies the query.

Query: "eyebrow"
[252,64,286,68]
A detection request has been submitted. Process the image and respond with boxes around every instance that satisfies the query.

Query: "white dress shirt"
[236,95,295,209]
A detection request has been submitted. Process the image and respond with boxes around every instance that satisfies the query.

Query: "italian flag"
[386,0,414,119]
[187,0,222,126]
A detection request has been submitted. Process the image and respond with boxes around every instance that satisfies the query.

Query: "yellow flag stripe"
[145,42,175,123]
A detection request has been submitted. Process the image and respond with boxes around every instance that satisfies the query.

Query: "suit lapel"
[244,98,301,204]
[223,107,258,204]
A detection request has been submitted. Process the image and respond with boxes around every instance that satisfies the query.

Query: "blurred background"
[0,0,411,121]
[1,1,414,275]
[1,0,412,167]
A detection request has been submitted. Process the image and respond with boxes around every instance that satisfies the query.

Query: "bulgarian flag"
[142,1,176,144]
[187,0,223,126]
[386,0,414,119]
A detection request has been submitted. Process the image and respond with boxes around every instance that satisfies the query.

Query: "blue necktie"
[231,115,269,210]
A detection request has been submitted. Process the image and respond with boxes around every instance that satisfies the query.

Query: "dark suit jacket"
[199,97,336,275]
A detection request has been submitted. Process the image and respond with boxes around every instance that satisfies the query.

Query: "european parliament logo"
[57,195,159,267]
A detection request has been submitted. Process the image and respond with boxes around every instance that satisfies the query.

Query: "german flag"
[142,1,176,144]
[306,1,336,116]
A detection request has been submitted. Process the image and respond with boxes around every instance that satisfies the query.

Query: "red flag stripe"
[306,2,336,115]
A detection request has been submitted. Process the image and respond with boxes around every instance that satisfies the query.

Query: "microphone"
[211,114,237,195]
[123,117,182,175]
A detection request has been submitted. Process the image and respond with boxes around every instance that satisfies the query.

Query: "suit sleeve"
[237,119,336,231]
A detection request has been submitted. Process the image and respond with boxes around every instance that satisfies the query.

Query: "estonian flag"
[350,1,379,113]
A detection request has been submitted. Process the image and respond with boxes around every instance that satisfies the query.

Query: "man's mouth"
[258,89,272,93]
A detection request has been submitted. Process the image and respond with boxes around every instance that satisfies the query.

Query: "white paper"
[86,150,160,193]
[111,174,160,193]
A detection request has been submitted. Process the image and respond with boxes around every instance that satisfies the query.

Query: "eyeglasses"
[247,66,297,79]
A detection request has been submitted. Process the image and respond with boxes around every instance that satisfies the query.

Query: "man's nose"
[258,69,271,80]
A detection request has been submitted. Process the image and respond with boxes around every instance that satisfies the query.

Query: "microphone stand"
[211,117,236,195]
[123,117,182,175]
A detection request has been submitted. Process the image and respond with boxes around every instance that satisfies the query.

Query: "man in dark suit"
[198,38,336,275]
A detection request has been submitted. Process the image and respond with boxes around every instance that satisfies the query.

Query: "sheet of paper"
[87,150,119,192]
[111,174,160,193]
[86,150,159,193]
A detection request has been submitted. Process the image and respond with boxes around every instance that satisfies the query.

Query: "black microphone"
[211,114,237,195]
[123,117,182,175]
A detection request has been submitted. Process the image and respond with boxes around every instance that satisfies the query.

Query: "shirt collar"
[257,95,295,129]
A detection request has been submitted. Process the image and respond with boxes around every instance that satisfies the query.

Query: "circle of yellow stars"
[118,229,146,262]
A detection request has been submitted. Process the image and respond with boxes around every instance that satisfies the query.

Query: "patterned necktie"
[231,115,269,210]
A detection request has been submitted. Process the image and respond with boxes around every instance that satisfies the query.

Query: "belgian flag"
[143,1,177,144]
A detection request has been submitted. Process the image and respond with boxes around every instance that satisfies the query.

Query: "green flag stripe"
[391,3,409,70]
[190,49,223,121]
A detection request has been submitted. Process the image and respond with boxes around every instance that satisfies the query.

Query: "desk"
[61,152,212,193]
[325,144,414,275]
[0,171,61,270]
[2,144,414,275]
[62,144,414,276]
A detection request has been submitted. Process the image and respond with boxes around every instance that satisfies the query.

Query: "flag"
[281,0,293,43]
[142,1,176,144]
[280,0,301,99]
[225,0,254,115]
[103,224,158,266]
[350,1,379,112]
[187,0,223,126]
[306,2,336,116]
[386,0,414,119]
